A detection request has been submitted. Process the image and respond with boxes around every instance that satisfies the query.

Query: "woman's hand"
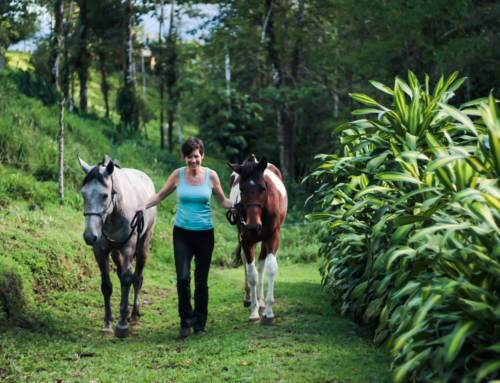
[136,205,146,216]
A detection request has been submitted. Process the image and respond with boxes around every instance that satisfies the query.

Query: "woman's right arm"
[137,169,180,213]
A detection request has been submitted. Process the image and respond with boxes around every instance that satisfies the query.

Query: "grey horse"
[78,155,157,338]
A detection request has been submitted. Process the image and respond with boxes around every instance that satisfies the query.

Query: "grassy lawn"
[1,260,391,383]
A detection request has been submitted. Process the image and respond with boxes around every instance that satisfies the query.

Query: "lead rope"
[102,210,144,260]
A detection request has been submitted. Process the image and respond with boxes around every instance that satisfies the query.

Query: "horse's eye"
[102,194,108,199]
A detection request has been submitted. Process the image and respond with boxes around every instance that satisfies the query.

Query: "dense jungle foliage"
[310,72,500,382]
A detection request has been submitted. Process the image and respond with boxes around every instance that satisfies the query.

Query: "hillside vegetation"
[0,69,319,319]
[310,71,500,382]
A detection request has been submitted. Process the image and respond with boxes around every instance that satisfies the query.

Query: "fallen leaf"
[330,319,335,321]
[242,362,248,366]
[255,343,260,347]
[364,361,371,365]
[352,369,357,373]
[212,372,218,376]
[182,359,191,364]
[248,349,254,353]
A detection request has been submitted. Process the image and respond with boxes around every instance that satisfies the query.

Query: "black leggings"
[173,226,214,331]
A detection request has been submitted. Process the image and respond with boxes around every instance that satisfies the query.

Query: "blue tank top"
[174,167,214,230]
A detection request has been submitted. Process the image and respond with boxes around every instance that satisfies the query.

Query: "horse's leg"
[130,231,151,327]
[257,244,267,312]
[94,248,114,336]
[240,245,251,307]
[111,249,131,321]
[261,231,280,326]
[114,244,135,338]
[242,244,259,323]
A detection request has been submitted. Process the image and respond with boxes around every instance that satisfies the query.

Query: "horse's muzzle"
[83,231,100,246]
[248,224,262,237]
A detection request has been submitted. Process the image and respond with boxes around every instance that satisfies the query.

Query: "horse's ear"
[102,155,112,166]
[227,163,243,174]
[258,156,268,171]
[104,160,114,177]
[78,156,93,174]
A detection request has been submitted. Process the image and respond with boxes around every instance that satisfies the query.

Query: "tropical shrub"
[309,71,500,382]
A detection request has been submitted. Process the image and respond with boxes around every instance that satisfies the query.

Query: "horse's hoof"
[243,301,251,308]
[114,325,129,338]
[101,329,114,337]
[261,316,274,326]
[248,317,260,323]
[259,306,265,312]
[130,321,141,328]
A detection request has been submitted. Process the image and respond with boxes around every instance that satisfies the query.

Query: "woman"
[137,137,234,338]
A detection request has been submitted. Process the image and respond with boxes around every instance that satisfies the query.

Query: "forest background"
[2,0,499,186]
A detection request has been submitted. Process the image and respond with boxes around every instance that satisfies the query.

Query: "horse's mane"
[239,155,263,181]
[81,156,122,187]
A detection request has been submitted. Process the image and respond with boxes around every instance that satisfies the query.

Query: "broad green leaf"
[394,215,432,227]
[400,151,430,161]
[375,172,424,184]
[393,348,431,383]
[444,320,480,366]
[354,186,395,199]
[342,198,373,220]
[394,81,408,118]
[388,224,414,247]
[408,88,420,135]
[350,93,380,107]
[391,186,442,209]
[438,103,479,137]
[475,358,500,383]
[352,108,383,115]
[350,281,368,299]
[425,155,466,174]
[369,80,394,95]
[464,156,493,177]
[488,130,500,176]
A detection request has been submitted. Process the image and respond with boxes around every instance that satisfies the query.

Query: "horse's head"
[78,155,117,246]
[228,155,268,237]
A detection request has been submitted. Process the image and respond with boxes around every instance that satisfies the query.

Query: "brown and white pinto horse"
[228,155,287,325]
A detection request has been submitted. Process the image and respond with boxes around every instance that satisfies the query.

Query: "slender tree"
[49,0,64,90]
[75,0,90,112]
[61,0,74,102]
[158,0,165,149]
[166,0,177,152]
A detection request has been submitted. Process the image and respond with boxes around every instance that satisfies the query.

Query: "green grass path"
[1,261,391,382]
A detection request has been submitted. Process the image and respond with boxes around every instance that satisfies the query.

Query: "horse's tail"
[232,242,243,267]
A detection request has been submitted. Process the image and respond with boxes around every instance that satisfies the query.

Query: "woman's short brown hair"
[181,137,204,157]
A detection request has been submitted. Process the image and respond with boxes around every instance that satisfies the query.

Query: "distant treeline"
[2,0,499,185]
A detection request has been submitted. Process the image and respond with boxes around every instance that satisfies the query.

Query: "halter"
[82,174,144,259]
[226,181,268,241]
[83,176,117,220]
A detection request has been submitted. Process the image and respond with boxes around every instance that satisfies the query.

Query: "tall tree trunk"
[76,0,89,112]
[49,0,64,90]
[166,0,177,153]
[289,0,304,180]
[119,0,136,126]
[58,98,66,207]
[225,49,232,117]
[263,0,291,180]
[99,50,110,118]
[62,0,73,101]
[0,51,5,71]
[142,50,149,140]
[158,0,165,149]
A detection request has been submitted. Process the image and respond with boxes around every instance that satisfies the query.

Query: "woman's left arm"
[211,170,234,209]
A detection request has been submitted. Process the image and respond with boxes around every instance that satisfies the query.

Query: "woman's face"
[184,149,204,172]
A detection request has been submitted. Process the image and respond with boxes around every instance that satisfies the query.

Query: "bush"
[309,71,500,382]
[0,257,33,319]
